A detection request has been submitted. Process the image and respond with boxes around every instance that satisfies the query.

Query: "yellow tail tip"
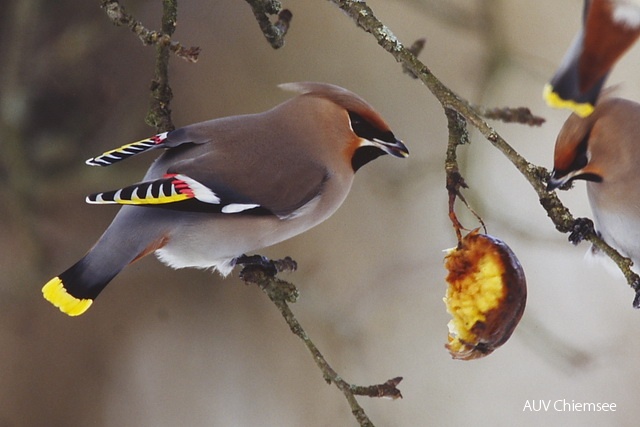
[543,84,595,117]
[42,277,93,316]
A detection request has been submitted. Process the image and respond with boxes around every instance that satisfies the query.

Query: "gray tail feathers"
[42,206,165,316]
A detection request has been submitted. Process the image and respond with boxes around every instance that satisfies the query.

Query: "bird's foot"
[272,256,298,273]
[235,254,297,280]
[634,287,640,310]
[235,254,299,303]
[568,217,596,245]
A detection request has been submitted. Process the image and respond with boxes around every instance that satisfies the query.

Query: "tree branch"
[145,0,177,132]
[476,105,545,126]
[239,262,403,427]
[244,0,293,48]
[100,0,201,62]
[444,107,485,243]
[328,0,640,307]
[99,0,201,131]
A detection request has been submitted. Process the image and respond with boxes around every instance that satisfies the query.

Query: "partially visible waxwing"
[42,82,409,316]
[544,0,640,116]
[547,97,640,267]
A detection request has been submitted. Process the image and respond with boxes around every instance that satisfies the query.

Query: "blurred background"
[2,0,639,425]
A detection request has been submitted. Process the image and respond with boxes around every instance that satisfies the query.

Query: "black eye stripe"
[556,129,602,184]
[348,111,396,143]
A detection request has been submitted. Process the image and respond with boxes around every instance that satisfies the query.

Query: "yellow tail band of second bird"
[543,84,595,118]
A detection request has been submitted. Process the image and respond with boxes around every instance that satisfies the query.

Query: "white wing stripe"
[175,174,221,204]
[222,203,260,214]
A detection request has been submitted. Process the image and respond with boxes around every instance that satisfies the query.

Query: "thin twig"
[239,265,403,427]
[444,108,486,243]
[244,0,293,48]
[146,0,177,132]
[100,0,184,131]
[478,105,546,126]
[351,377,403,399]
[100,0,201,62]
[328,0,640,307]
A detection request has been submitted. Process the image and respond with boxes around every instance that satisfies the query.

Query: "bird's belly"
[592,208,640,264]
[153,212,327,276]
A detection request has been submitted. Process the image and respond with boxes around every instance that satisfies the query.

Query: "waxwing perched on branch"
[544,0,640,117]
[42,82,409,316]
[547,97,640,267]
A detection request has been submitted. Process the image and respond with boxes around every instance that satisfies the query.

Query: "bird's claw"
[568,217,596,245]
[235,254,297,280]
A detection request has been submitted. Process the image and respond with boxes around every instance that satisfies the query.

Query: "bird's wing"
[86,149,329,218]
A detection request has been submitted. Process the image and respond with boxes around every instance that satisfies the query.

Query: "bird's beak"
[375,138,409,158]
[546,169,571,191]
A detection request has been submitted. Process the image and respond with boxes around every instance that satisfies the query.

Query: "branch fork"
[100,0,201,62]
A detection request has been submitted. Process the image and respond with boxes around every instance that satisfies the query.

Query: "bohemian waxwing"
[547,97,640,267]
[544,0,640,117]
[42,82,409,316]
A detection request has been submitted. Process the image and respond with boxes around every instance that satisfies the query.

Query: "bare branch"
[478,106,546,126]
[100,0,201,62]
[244,0,293,49]
[351,377,404,399]
[144,0,177,132]
[239,261,403,427]
[444,108,485,243]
